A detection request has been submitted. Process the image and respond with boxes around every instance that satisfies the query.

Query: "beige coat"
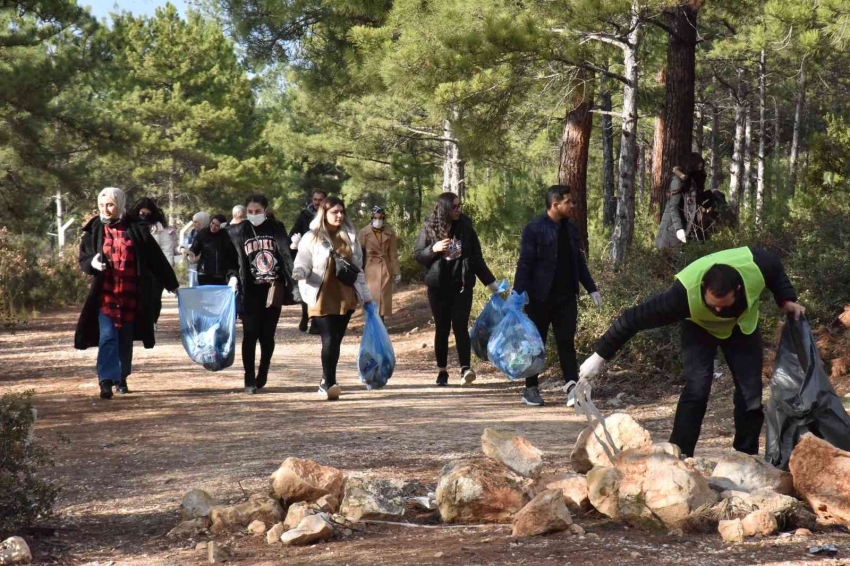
[358,224,400,316]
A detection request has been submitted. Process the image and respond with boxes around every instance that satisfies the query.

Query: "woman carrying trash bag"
[358,206,401,321]
[189,214,230,286]
[225,195,301,394]
[293,196,372,401]
[414,192,500,387]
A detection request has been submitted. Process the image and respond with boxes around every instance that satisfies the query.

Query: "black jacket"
[289,205,317,239]
[656,168,707,248]
[513,214,597,303]
[75,217,179,350]
[189,228,229,278]
[413,214,495,290]
[225,219,301,305]
[594,247,798,359]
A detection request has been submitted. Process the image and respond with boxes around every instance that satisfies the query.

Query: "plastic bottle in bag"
[470,279,510,361]
[357,302,396,389]
[178,286,236,371]
[487,291,546,380]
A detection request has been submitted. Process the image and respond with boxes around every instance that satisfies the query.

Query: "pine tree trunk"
[695,105,705,155]
[558,74,594,254]
[611,2,643,265]
[657,2,700,221]
[639,142,647,206]
[442,117,465,197]
[773,98,781,195]
[729,100,745,213]
[788,58,807,196]
[743,108,752,209]
[756,49,766,218]
[709,102,721,192]
[650,69,666,220]
[168,164,176,227]
[600,72,616,227]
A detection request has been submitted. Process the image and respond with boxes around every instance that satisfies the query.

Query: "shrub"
[0,391,59,536]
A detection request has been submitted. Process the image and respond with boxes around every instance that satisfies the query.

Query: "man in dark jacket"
[189,214,230,285]
[579,246,806,457]
[656,154,707,248]
[75,187,179,400]
[513,185,601,407]
[289,190,326,331]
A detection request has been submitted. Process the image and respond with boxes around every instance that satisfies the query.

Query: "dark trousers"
[300,302,309,327]
[199,274,227,286]
[524,293,578,388]
[97,312,134,384]
[427,285,473,369]
[670,321,765,457]
[311,311,353,386]
[241,283,282,387]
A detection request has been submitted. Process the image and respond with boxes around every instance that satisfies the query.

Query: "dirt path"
[1,287,846,565]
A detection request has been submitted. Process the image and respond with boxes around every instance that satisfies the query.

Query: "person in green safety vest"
[578,247,806,457]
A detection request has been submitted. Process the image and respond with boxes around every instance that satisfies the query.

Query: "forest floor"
[2,286,849,565]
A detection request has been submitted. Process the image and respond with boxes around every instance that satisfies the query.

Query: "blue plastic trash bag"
[178,286,236,371]
[357,302,396,390]
[487,291,546,380]
[470,279,510,361]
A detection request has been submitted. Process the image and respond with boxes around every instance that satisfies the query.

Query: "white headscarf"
[193,211,211,230]
[98,187,126,223]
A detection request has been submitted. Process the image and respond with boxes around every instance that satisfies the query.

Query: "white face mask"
[247,213,265,226]
[372,219,384,230]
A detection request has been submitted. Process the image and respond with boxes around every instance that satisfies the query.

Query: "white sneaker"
[318,382,341,401]
[460,367,477,386]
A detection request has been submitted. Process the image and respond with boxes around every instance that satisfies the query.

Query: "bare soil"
[2,286,848,565]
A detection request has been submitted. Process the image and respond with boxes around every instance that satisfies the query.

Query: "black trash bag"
[765,315,850,470]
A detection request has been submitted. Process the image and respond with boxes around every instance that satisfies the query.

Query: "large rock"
[269,457,345,504]
[790,433,850,525]
[741,509,778,537]
[570,414,652,473]
[280,514,334,546]
[283,502,314,531]
[711,451,794,495]
[181,489,219,521]
[587,449,717,529]
[481,429,544,479]
[511,489,572,537]
[436,458,534,524]
[685,457,717,478]
[209,495,284,533]
[0,537,31,565]
[340,476,405,521]
[536,473,590,513]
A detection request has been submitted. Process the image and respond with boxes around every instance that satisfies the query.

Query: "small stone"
[586,532,600,539]
[511,489,572,537]
[247,520,266,536]
[569,523,585,536]
[630,552,641,558]
[167,517,211,538]
[195,542,207,551]
[794,528,812,538]
[668,528,684,537]
[742,508,778,537]
[0,537,32,565]
[718,519,745,543]
[434,551,444,558]
[266,522,285,544]
[436,458,533,524]
[481,428,544,479]
[342,528,353,536]
[280,514,334,546]
[284,502,314,531]
[340,476,406,521]
[207,541,228,564]
[209,495,283,533]
[421,342,428,349]
[269,457,345,504]
[315,494,339,513]
[181,489,219,521]
[536,472,590,513]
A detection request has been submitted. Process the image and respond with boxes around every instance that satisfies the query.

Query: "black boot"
[256,364,269,390]
[100,381,114,400]
[116,380,130,394]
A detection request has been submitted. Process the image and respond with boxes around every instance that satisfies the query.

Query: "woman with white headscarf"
[75,187,179,400]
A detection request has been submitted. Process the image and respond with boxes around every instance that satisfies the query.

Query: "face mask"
[372,219,384,230]
[248,213,265,226]
[138,213,151,222]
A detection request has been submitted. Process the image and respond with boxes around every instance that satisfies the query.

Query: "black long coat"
[656,168,706,249]
[74,217,179,350]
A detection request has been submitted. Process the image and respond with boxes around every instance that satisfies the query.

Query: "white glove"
[579,353,606,380]
[394,274,402,285]
[227,277,238,293]
[487,281,500,293]
[91,253,105,271]
[676,229,687,243]
[590,291,602,308]
[290,233,302,250]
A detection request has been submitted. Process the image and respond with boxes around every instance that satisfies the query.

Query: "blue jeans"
[97,311,134,384]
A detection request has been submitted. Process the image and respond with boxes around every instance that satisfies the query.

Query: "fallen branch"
[356,520,510,529]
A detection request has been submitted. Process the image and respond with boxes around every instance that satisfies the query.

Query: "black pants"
[670,321,764,457]
[199,274,227,286]
[311,312,353,386]
[300,302,309,327]
[241,283,282,387]
[525,293,578,388]
[427,285,473,369]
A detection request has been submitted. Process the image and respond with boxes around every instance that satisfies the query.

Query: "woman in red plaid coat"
[75,187,179,399]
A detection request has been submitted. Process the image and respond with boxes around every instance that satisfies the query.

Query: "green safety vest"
[674,247,765,339]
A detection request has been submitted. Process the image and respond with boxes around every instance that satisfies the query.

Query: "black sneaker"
[100,382,114,400]
[299,316,309,333]
[116,380,130,394]
[256,369,268,390]
[436,371,449,387]
[522,386,545,407]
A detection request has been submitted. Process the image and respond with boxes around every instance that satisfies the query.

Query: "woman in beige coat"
[358,206,400,319]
